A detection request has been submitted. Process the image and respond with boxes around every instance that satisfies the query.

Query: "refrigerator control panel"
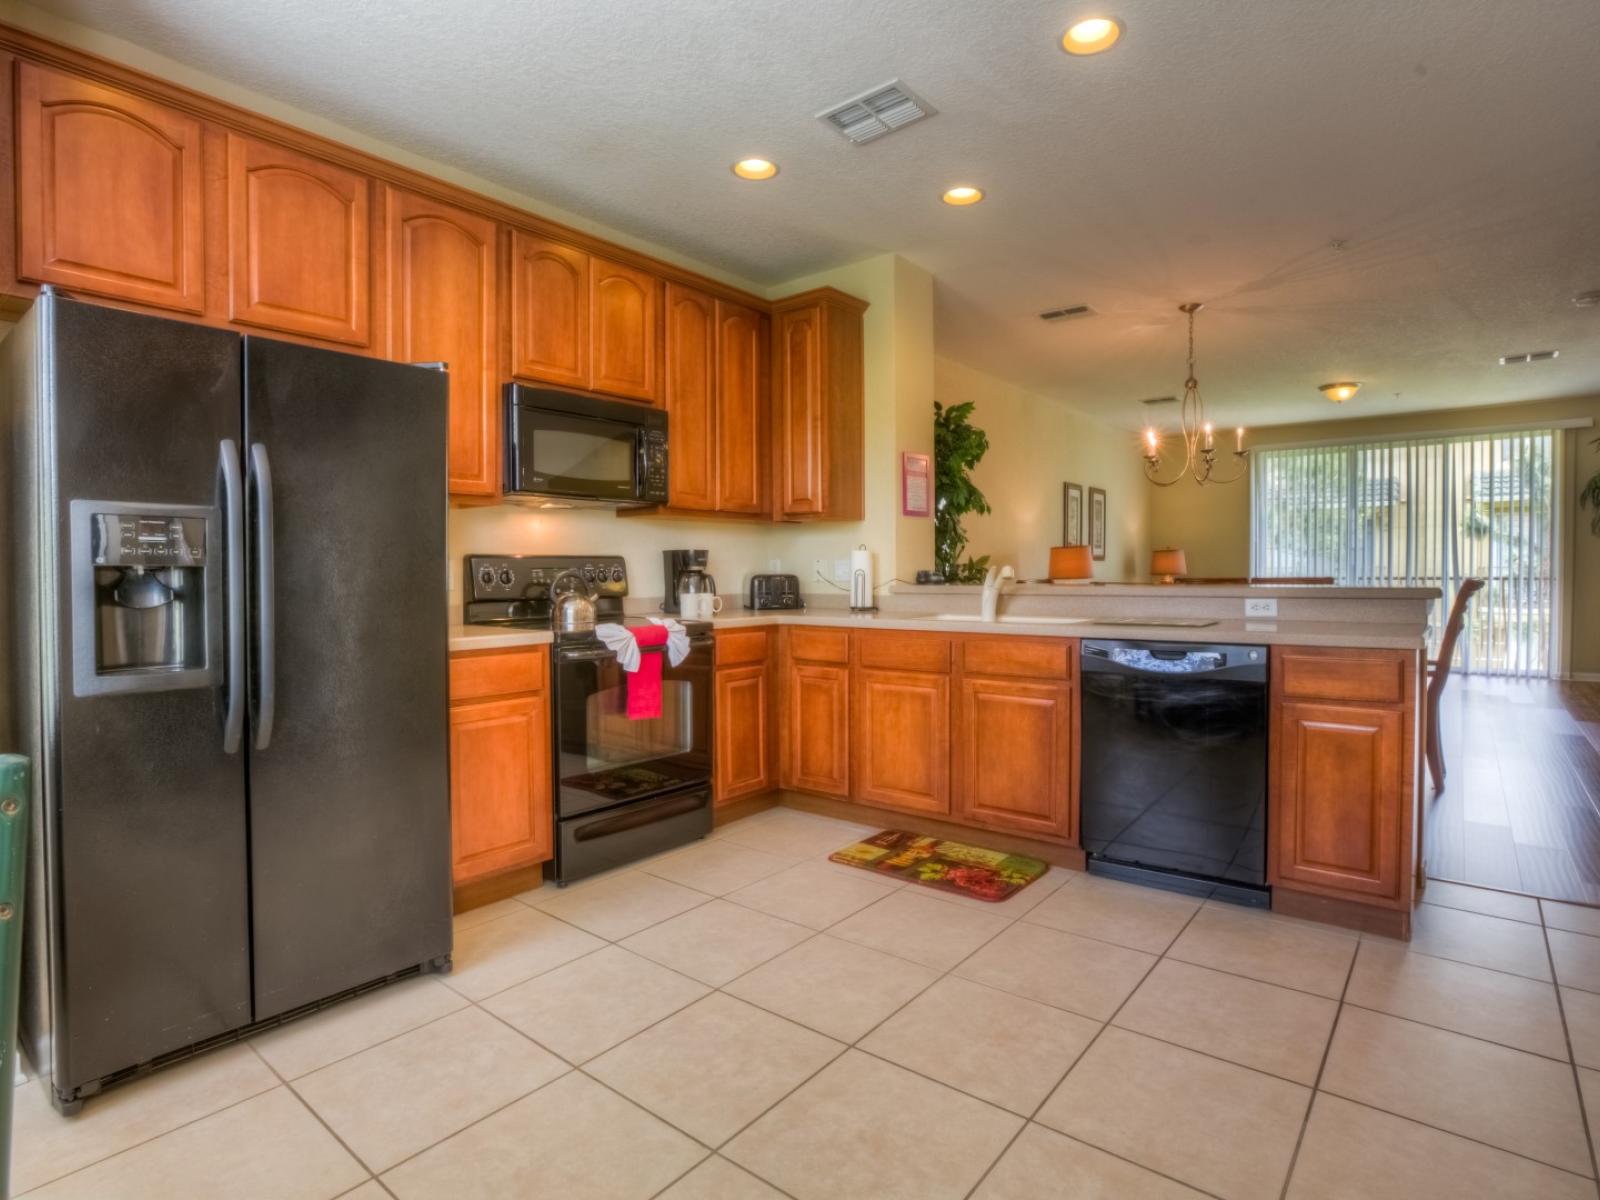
[466,555,628,602]
[91,513,206,567]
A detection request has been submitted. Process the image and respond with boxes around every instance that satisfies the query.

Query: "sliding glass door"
[1251,431,1557,677]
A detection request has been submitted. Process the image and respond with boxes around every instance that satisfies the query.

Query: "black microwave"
[504,385,668,507]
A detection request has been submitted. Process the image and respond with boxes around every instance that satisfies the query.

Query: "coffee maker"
[662,549,709,614]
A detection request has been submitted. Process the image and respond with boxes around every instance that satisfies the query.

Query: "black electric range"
[464,555,714,883]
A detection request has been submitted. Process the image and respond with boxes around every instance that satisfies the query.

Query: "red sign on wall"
[902,452,931,517]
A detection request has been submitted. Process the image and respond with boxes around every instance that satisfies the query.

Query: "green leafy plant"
[934,400,992,583]
[1582,437,1600,537]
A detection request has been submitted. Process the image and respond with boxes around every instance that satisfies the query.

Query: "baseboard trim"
[1564,671,1600,683]
[1273,886,1411,940]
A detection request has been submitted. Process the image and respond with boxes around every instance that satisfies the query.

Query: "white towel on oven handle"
[594,618,690,672]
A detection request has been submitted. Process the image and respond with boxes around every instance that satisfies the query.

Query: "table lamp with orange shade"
[1048,544,1093,584]
[1151,547,1189,584]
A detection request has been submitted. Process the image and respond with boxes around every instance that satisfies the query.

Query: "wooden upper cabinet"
[590,256,661,403]
[955,675,1075,842]
[384,188,500,497]
[663,282,717,510]
[771,288,866,520]
[15,61,205,313]
[225,133,371,345]
[508,231,589,389]
[715,299,768,513]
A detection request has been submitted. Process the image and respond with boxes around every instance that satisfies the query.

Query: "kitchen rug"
[828,830,1048,902]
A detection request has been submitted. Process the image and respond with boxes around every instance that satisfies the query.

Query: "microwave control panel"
[642,429,668,502]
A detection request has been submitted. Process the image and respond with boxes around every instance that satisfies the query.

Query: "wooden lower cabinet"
[851,666,951,817]
[1268,646,1416,910]
[715,665,771,804]
[954,675,1075,841]
[448,647,553,886]
[782,661,851,798]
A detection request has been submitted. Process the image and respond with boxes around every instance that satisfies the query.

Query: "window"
[1251,431,1556,677]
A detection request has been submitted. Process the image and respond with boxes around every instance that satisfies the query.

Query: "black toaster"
[747,574,804,610]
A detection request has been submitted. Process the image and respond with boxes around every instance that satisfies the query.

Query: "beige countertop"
[448,610,1427,653]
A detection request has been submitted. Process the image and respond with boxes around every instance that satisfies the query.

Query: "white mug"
[680,593,722,620]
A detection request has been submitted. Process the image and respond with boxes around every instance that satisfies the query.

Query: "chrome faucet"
[980,563,1016,622]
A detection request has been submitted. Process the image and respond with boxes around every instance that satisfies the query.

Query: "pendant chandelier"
[1143,302,1247,487]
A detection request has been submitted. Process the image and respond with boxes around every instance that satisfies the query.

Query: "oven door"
[553,635,713,817]
[508,406,642,504]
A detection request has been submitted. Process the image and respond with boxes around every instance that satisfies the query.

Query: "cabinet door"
[715,665,771,804]
[508,232,589,388]
[954,677,1074,841]
[716,299,768,513]
[225,133,372,344]
[852,668,951,816]
[449,694,552,884]
[774,303,823,515]
[663,282,717,510]
[590,256,661,403]
[15,61,205,313]
[385,188,499,497]
[1271,700,1404,901]
[783,663,850,797]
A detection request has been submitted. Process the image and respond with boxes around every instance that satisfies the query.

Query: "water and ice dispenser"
[70,500,219,696]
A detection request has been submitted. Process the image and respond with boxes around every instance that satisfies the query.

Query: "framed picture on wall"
[1062,483,1084,546]
[1088,486,1107,560]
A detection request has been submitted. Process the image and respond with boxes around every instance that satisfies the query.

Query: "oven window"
[518,411,636,497]
[556,650,713,813]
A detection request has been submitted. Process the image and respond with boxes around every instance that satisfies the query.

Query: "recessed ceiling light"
[1062,16,1122,55]
[1319,381,1362,403]
[731,158,778,180]
[942,185,984,206]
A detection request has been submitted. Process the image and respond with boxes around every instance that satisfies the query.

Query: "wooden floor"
[1425,674,1600,903]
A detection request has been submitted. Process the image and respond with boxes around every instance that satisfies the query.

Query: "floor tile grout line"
[1337,993,1575,1064]
[1543,913,1600,1186]
[960,896,1208,1200]
[257,986,473,1083]
[1276,925,1359,1200]
[245,1040,393,1185]
[8,1069,284,1196]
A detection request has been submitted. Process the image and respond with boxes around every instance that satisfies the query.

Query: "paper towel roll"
[850,545,875,610]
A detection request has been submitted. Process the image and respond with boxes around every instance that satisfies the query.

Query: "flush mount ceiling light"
[942,185,984,206]
[1062,16,1123,55]
[731,158,778,180]
[1142,303,1247,488]
[1319,381,1362,403]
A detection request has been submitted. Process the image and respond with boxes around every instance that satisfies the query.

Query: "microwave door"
[514,410,639,502]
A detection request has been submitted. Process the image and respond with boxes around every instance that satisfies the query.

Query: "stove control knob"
[498,567,515,588]
[609,565,624,583]
[476,565,496,589]
[582,565,597,584]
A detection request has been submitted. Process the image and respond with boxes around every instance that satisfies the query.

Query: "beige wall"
[1146,394,1600,675]
[933,357,1151,581]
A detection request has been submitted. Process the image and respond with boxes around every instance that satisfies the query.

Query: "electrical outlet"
[813,558,827,581]
[833,559,851,583]
[767,559,782,572]
[1244,597,1278,618]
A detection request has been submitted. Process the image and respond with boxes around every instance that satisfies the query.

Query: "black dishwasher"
[1080,640,1269,903]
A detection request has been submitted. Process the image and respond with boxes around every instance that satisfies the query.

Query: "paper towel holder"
[848,543,879,613]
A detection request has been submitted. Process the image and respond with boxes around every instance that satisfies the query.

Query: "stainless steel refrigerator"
[1,290,453,1114]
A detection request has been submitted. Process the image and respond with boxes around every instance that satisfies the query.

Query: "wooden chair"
[1425,578,1486,793]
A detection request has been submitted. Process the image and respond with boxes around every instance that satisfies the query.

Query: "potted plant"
[1582,436,1600,535]
[934,400,992,583]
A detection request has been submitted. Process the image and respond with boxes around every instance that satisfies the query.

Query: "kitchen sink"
[926,613,1094,625]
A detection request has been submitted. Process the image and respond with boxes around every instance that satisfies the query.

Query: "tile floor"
[14,805,1600,1199]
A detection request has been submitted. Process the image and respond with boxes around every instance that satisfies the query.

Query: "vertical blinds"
[1251,430,1557,677]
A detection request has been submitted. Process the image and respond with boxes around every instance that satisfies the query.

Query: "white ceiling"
[28,0,1600,427]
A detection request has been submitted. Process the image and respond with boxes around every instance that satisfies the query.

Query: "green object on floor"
[829,830,1047,901]
[0,755,29,1200]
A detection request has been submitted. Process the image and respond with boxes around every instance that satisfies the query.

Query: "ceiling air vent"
[1141,396,1179,407]
[1498,350,1560,365]
[817,80,935,145]
[1039,304,1096,322]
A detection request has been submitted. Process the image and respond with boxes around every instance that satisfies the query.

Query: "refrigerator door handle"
[220,439,245,754]
[250,443,276,751]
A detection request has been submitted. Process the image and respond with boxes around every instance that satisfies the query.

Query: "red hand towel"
[627,624,672,720]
